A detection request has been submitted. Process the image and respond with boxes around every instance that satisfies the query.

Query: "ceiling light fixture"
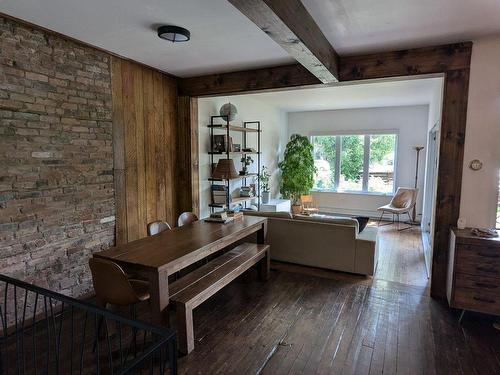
[157,25,190,43]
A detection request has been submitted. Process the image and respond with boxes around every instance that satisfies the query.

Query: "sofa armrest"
[354,227,378,275]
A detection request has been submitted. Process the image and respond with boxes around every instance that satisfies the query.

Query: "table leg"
[146,270,170,326]
[256,221,266,244]
[259,248,270,281]
[257,222,270,281]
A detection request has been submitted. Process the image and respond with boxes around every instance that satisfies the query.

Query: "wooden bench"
[169,242,270,354]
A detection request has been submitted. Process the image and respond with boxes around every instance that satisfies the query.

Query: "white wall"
[198,96,285,218]
[459,35,500,228]
[287,105,429,218]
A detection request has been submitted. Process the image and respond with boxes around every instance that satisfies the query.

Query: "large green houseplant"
[279,134,316,213]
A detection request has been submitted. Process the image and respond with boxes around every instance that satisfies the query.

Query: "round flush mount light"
[157,25,190,43]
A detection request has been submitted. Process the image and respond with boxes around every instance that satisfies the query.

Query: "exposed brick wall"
[0,16,115,297]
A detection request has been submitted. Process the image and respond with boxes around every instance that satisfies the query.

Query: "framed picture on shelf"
[212,135,234,152]
[212,135,225,152]
[233,143,241,152]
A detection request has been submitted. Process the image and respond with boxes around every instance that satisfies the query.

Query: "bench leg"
[176,303,194,355]
[259,249,270,281]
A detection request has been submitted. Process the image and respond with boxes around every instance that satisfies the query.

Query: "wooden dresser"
[447,228,500,315]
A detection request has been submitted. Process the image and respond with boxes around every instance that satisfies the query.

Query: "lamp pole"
[413,146,424,222]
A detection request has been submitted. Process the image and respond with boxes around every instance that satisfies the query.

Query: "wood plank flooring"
[373,222,429,288]
[176,224,500,374]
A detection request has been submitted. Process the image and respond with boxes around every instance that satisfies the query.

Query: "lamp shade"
[212,159,238,179]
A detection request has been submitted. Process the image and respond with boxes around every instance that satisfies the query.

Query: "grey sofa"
[244,211,379,276]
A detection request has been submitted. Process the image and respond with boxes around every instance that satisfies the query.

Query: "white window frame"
[310,130,399,196]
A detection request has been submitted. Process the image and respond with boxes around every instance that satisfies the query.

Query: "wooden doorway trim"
[181,42,472,299]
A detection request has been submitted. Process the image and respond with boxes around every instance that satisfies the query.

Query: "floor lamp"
[412,146,424,222]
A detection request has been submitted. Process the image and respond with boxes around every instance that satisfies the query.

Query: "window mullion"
[335,135,341,189]
[362,135,370,192]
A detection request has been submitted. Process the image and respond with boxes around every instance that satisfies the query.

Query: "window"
[312,133,397,194]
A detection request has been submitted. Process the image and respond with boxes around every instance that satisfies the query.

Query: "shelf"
[207,124,260,133]
[209,173,258,182]
[208,151,261,156]
[209,196,259,208]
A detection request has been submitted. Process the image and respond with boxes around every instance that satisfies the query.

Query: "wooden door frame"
[180,42,472,299]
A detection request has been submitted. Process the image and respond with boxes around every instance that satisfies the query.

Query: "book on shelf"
[239,186,254,198]
[211,185,230,204]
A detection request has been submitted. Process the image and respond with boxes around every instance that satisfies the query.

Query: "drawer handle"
[478,252,499,258]
[473,296,495,304]
[475,282,498,289]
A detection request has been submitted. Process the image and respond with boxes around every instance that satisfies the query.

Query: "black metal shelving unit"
[208,115,261,212]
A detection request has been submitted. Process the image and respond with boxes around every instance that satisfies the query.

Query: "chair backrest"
[147,221,171,236]
[89,258,139,306]
[178,212,198,227]
[390,187,418,209]
[301,194,316,208]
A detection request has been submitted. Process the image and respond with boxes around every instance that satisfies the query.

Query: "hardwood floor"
[373,222,429,288]
[176,224,500,374]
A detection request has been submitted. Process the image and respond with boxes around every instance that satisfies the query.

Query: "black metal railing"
[0,274,177,374]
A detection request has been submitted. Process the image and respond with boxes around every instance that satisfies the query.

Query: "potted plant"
[260,166,271,204]
[240,155,254,175]
[278,134,316,214]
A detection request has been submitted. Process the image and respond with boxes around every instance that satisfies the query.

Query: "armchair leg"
[378,211,396,227]
[377,210,384,226]
[397,211,413,231]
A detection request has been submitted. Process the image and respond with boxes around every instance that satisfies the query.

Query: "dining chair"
[300,195,319,215]
[377,187,418,231]
[89,258,150,310]
[177,212,199,227]
[147,221,172,236]
[89,258,150,351]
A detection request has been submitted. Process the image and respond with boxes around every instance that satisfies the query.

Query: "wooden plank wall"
[176,96,200,218]
[111,57,178,244]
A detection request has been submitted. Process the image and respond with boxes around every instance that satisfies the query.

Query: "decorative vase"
[262,191,270,204]
[291,204,302,215]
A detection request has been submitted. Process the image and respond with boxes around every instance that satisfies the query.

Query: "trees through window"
[312,133,397,194]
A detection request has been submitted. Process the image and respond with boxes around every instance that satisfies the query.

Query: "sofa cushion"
[243,211,293,219]
[293,214,359,232]
[357,226,377,242]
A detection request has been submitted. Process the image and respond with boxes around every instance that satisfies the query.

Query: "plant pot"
[262,191,270,204]
[291,204,302,215]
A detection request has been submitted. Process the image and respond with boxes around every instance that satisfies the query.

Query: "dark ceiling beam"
[178,63,321,97]
[339,42,472,80]
[228,0,339,83]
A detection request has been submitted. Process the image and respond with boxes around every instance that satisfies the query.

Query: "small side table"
[260,199,291,212]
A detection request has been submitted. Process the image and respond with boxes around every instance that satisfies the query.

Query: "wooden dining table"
[93,215,267,325]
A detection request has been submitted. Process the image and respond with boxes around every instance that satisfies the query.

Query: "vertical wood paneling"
[164,77,177,224]
[176,96,199,218]
[111,58,128,245]
[143,69,156,225]
[133,64,147,239]
[111,56,180,243]
[190,98,200,217]
[121,60,140,241]
[153,71,167,222]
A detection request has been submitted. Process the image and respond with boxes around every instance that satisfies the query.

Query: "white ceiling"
[0,0,293,77]
[2,1,500,76]
[229,77,443,113]
[302,0,500,55]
